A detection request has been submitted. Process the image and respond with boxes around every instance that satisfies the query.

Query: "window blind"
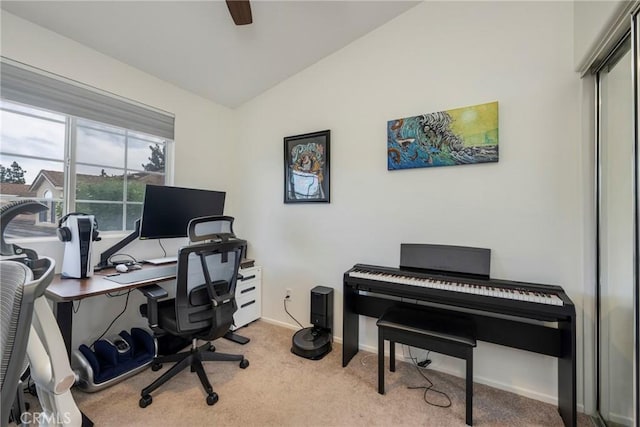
[0,60,175,140]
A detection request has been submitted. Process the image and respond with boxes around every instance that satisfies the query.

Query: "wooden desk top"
[47,264,176,302]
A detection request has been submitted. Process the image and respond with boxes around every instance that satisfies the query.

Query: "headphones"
[57,212,101,242]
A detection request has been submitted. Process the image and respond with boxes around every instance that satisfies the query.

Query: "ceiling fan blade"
[226,0,253,26]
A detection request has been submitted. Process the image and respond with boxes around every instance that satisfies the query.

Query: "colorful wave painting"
[387,101,499,170]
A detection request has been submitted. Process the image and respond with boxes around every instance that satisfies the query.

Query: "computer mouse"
[115,264,128,273]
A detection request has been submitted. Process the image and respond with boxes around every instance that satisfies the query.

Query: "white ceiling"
[1,1,419,108]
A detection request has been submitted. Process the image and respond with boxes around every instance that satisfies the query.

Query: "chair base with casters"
[139,338,249,408]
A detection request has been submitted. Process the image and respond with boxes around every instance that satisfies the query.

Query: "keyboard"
[348,267,564,306]
[105,265,177,284]
[145,256,178,265]
[342,260,577,427]
[345,264,574,321]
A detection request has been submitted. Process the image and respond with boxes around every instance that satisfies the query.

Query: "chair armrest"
[137,285,168,331]
[138,284,168,300]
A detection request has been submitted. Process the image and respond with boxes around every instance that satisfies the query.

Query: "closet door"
[634,12,639,426]
[597,34,635,427]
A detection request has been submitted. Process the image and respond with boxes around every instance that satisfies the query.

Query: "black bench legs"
[377,306,476,426]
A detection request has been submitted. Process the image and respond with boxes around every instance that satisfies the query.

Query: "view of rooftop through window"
[0,99,168,240]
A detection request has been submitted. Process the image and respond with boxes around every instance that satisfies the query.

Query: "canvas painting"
[387,101,499,170]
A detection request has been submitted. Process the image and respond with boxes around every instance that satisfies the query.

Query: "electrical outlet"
[285,288,292,299]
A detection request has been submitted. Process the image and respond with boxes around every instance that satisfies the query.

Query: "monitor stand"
[94,219,141,271]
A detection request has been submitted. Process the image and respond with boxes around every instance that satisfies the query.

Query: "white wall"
[235,1,583,406]
[1,11,238,349]
[1,12,236,195]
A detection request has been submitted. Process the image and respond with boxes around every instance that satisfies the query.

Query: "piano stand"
[377,306,477,426]
[343,288,577,427]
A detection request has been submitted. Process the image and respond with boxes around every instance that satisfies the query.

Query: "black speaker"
[310,285,333,331]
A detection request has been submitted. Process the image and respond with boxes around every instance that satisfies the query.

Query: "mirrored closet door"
[596,12,638,427]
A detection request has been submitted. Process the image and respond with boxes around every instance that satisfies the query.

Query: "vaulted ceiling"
[1,1,419,108]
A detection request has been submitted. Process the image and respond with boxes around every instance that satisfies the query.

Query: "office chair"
[1,257,85,427]
[1,260,38,427]
[138,220,249,408]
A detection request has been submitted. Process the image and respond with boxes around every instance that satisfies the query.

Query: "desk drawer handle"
[240,286,256,294]
[240,275,256,281]
[240,300,256,308]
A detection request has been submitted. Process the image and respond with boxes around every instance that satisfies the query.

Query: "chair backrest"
[1,257,55,426]
[188,215,236,244]
[173,238,247,340]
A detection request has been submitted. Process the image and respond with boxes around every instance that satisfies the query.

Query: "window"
[0,99,170,238]
[0,60,174,240]
[74,117,166,232]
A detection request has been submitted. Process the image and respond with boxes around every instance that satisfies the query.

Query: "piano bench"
[376,306,477,426]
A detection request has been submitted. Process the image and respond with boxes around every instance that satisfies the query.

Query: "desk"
[47,264,176,357]
[48,264,252,357]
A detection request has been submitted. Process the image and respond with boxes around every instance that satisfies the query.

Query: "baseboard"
[606,412,633,426]
[259,317,344,344]
[260,317,300,331]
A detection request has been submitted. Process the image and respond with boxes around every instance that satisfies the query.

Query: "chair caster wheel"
[139,395,152,408]
[206,393,218,406]
[151,362,162,371]
[239,359,249,369]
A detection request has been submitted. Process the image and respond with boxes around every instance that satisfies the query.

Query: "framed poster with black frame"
[284,130,330,204]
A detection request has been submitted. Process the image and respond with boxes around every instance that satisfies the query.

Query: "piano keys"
[345,263,574,322]
[348,265,565,306]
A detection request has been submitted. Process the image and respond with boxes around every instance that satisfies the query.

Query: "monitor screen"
[139,185,226,239]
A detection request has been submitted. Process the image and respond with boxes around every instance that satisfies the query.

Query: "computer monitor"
[139,185,226,240]
[95,185,226,270]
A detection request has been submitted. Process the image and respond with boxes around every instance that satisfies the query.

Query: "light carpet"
[66,320,591,426]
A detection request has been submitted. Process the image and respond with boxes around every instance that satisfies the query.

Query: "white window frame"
[1,99,174,239]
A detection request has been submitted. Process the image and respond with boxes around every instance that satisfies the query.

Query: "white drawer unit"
[232,266,262,330]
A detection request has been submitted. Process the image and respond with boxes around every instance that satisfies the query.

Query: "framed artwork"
[284,130,330,203]
[387,101,499,170]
